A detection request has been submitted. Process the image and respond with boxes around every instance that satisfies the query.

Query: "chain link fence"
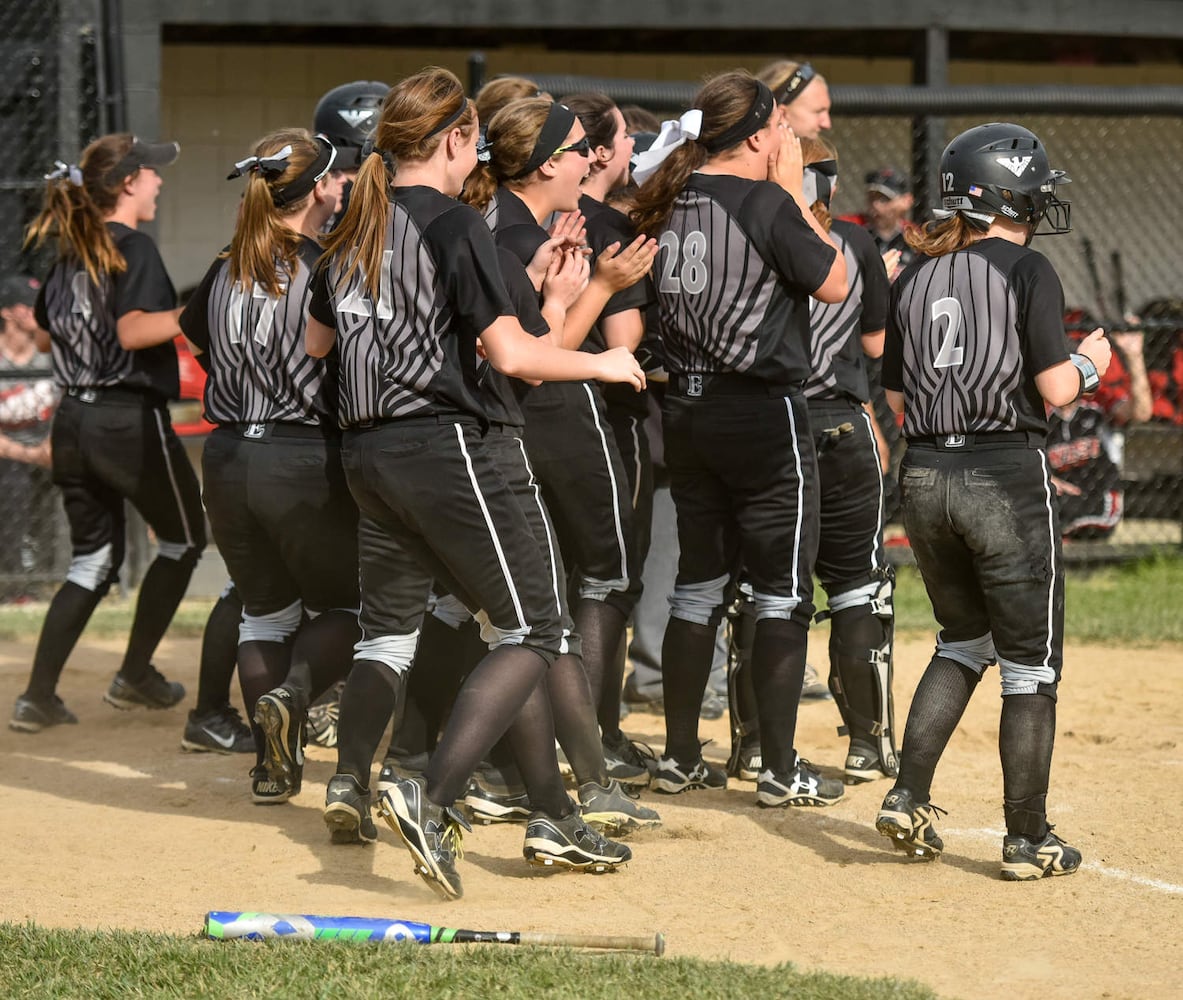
[0,0,113,599]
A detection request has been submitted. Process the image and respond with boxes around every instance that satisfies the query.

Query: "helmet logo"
[337,109,375,128]
[995,155,1032,178]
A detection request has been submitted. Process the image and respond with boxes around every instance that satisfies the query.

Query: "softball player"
[10,135,204,734]
[464,96,658,779]
[181,129,361,805]
[561,91,659,750]
[727,140,899,785]
[876,122,1108,880]
[306,68,642,899]
[629,71,848,805]
[757,59,832,140]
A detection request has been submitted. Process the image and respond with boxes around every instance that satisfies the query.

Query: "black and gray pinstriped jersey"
[34,222,179,397]
[883,238,1070,437]
[804,220,889,403]
[180,236,334,426]
[308,185,516,428]
[655,174,835,385]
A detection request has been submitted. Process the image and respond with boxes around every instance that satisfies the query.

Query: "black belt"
[348,413,480,432]
[669,372,802,398]
[908,430,1044,451]
[221,422,337,441]
[65,386,164,407]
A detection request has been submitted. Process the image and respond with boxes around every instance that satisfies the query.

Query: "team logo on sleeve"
[995,156,1033,178]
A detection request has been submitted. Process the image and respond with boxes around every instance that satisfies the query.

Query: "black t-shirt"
[804,219,889,403]
[883,238,1070,437]
[656,173,836,385]
[491,187,550,267]
[181,236,337,426]
[580,194,655,418]
[480,246,550,429]
[35,221,179,397]
[308,185,515,428]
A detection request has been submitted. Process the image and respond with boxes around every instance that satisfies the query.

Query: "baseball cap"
[106,137,180,184]
[866,166,910,198]
[0,274,40,308]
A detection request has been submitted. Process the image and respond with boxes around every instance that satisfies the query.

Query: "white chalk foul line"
[947,827,1183,895]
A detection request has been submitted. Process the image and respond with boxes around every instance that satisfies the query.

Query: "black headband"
[426,98,470,140]
[507,102,578,180]
[775,63,817,106]
[701,81,775,155]
[271,135,337,208]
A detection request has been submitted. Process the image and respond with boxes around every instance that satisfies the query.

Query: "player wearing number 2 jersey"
[877,122,1110,880]
[11,134,203,734]
[630,71,848,807]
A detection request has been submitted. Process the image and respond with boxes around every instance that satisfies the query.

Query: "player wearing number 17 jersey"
[630,71,847,806]
[877,122,1110,880]
[181,129,361,804]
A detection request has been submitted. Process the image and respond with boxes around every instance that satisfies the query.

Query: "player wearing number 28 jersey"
[630,71,848,806]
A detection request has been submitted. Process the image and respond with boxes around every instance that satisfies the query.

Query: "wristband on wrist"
[1070,353,1100,397]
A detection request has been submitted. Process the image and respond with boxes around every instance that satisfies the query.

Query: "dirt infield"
[2,633,1180,999]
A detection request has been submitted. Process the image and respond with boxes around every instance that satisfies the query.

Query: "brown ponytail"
[224,128,321,299]
[906,215,983,257]
[23,133,137,285]
[321,66,475,301]
[629,71,763,236]
[461,97,554,214]
[801,136,837,233]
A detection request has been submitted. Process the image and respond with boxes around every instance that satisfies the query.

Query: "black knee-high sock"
[119,555,196,681]
[895,655,982,803]
[25,581,104,701]
[661,617,717,764]
[504,681,572,817]
[424,645,548,806]
[336,659,403,786]
[547,653,609,785]
[288,609,360,702]
[729,607,760,750]
[574,598,628,738]
[238,640,291,764]
[387,613,480,759]
[194,586,241,715]
[749,617,809,776]
[1000,693,1056,839]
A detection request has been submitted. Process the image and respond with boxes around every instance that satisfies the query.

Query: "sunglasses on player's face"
[553,136,591,158]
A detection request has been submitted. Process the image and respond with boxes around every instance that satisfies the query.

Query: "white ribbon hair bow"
[46,161,83,186]
[631,110,704,186]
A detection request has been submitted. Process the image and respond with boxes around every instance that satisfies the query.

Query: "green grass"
[0,597,214,642]
[891,553,1183,645]
[2,553,1181,646]
[0,922,939,1000]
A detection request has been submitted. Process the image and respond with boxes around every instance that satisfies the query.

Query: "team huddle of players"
[11,57,1103,896]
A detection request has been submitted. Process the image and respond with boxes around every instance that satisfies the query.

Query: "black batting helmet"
[938,122,1071,236]
[313,81,389,170]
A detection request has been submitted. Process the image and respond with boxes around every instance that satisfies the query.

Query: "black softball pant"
[809,398,889,597]
[51,391,205,587]
[201,426,359,617]
[341,418,565,665]
[521,380,638,617]
[662,389,819,626]
[900,443,1064,696]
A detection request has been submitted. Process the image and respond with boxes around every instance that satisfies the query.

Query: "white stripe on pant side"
[152,408,194,548]
[581,383,629,581]
[628,416,642,509]
[514,435,565,621]
[1037,449,1057,670]
[857,407,887,574]
[453,423,528,631]
[783,398,806,602]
